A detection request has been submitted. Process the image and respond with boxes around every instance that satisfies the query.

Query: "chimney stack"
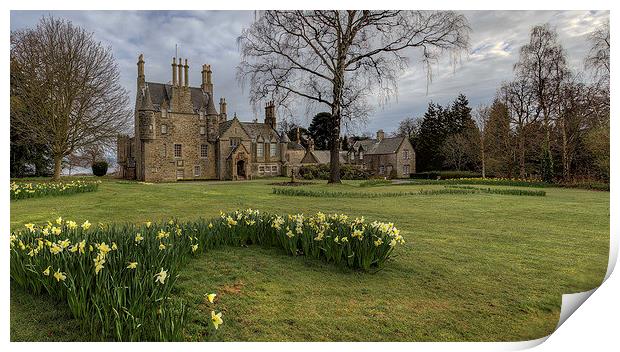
[137,54,145,87]
[177,58,184,87]
[264,100,276,129]
[201,64,213,94]
[171,57,177,86]
[184,59,189,88]
[377,129,385,142]
[296,127,301,145]
[308,137,315,151]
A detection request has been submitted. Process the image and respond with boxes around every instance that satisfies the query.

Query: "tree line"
[397,23,609,182]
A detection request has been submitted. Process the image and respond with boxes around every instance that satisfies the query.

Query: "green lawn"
[10,178,609,341]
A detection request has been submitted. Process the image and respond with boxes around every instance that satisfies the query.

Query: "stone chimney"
[376,129,385,142]
[184,59,189,88]
[219,98,227,121]
[308,137,315,151]
[264,100,276,129]
[137,54,145,87]
[296,127,301,144]
[177,58,184,87]
[201,64,213,94]
[171,57,177,86]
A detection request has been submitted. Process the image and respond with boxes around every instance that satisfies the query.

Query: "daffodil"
[98,242,111,255]
[145,221,152,228]
[78,240,86,254]
[81,220,91,230]
[208,223,213,229]
[191,244,198,252]
[111,242,118,250]
[50,243,62,254]
[374,238,383,247]
[159,242,166,250]
[389,239,397,247]
[53,269,67,282]
[66,220,77,229]
[55,216,63,225]
[24,223,35,232]
[154,268,168,284]
[43,266,51,276]
[127,262,138,269]
[135,233,144,243]
[205,293,217,303]
[51,226,62,236]
[211,311,223,329]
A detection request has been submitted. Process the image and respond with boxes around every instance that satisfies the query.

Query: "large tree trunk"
[329,61,345,184]
[518,129,526,179]
[561,119,570,181]
[52,154,62,181]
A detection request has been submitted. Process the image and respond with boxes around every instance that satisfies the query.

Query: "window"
[174,144,182,158]
[359,151,364,160]
[379,165,385,175]
[258,165,265,174]
[161,144,167,158]
[149,124,153,132]
[403,164,410,175]
[271,165,278,173]
[230,138,240,147]
[200,144,208,158]
[200,126,206,135]
[257,143,264,158]
[403,150,409,160]
[199,111,204,120]
[194,165,201,177]
[270,143,277,158]
[176,169,184,180]
[162,109,167,118]
[161,124,167,134]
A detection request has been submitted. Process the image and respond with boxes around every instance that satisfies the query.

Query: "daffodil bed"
[10,209,403,341]
[10,180,100,200]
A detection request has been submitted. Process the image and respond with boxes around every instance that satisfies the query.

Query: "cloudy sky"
[10,10,609,136]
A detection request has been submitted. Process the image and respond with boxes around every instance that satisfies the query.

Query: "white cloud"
[10,10,609,135]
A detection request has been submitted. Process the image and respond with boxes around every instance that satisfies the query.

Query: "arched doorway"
[236,160,246,179]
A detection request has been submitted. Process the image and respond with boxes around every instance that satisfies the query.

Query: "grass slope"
[10,178,609,341]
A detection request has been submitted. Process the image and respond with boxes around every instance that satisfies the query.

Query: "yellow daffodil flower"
[135,233,144,243]
[205,293,217,303]
[208,223,213,229]
[111,242,118,250]
[127,262,138,269]
[24,223,35,232]
[55,216,63,225]
[67,220,77,229]
[145,221,152,228]
[159,243,166,250]
[191,244,198,252]
[81,220,91,230]
[43,266,51,276]
[51,227,61,236]
[211,311,223,329]
[53,269,67,282]
[374,238,383,247]
[154,268,168,284]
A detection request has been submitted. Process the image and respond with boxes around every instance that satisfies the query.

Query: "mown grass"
[10,177,609,341]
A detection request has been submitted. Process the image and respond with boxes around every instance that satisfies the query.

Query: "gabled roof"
[144,82,214,113]
[352,139,375,151]
[287,142,305,151]
[366,137,405,155]
[239,122,279,141]
[303,150,347,164]
[226,142,250,160]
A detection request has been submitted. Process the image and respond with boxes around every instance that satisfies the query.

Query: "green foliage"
[406,178,550,188]
[298,164,370,180]
[411,170,484,179]
[10,181,100,200]
[308,112,332,150]
[10,209,403,341]
[445,185,546,197]
[92,161,108,177]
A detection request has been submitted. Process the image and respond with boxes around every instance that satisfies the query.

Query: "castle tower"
[201,64,213,94]
[137,54,145,88]
[219,98,227,122]
[264,100,276,129]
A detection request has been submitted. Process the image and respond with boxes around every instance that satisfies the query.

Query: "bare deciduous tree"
[514,24,568,177]
[585,22,610,85]
[396,117,420,141]
[472,105,489,178]
[499,78,538,178]
[11,16,131,180]
[237,10,470,183]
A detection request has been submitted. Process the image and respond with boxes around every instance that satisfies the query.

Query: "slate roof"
[352,137,404,155]
[239,122,279,141]
[287,142,305,151]
[144,82,213,112]
[304,150,347,164]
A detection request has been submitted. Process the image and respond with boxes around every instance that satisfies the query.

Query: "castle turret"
[137,54,145,88]
[219,98,227,122]
[206,92,219,142]
[201,64,213,94]
[265,100,276,129]
[138,85,156,140]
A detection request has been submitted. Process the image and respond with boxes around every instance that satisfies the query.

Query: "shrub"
[298,164,370,180]
[10,209,403,341]
[410,170,484,180]
[92,161,109,177]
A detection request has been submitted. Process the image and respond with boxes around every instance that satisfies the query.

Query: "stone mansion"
[117,55,415,182]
